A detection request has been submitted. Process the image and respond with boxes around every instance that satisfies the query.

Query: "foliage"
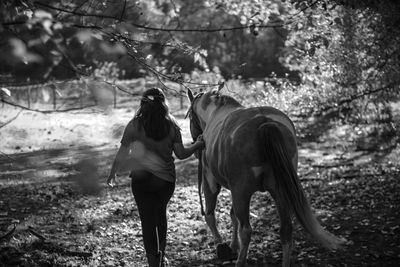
[92,62,123,81]
[281,1,400,121]
[1,0,399,129]
[158,0,293,79]
[0,0,297,83]
[0,0,145,82]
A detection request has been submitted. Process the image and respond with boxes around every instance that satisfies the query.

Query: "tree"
[1,0,399,122]
[0,0,298,85]
[280,0,400,121]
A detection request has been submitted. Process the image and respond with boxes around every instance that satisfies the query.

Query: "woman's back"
[121,118,182,166]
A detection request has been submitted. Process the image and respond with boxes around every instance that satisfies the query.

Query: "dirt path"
[1,109,400,266]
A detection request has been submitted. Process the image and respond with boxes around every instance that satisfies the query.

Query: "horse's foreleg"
[230,206,239,253]
[203,180,222,244]
[232,191,252,267]
[270,191,293,267]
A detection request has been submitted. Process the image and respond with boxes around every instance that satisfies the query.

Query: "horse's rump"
[216,108,296,161]
[203,106,298,192]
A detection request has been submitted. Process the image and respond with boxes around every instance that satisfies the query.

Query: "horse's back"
[227,106,296,135]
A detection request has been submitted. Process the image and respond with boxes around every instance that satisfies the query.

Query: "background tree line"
[1,0,399,130]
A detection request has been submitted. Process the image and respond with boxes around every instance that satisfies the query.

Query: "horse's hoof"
[216,242,234,261]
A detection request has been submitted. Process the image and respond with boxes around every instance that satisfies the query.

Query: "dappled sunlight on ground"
[1,106,399,266]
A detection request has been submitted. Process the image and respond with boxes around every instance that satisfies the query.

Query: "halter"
[186,92,204,140]
[186,92,206,216]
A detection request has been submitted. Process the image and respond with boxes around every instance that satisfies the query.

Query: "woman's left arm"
[107,144,129,187]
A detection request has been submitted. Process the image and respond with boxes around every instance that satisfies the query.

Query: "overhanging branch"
[32,1,288,33]
[34,1,124,21]
[0,110,23,129]
[1,99,96,113]
[4,0,323,34]
[317,83,398,115]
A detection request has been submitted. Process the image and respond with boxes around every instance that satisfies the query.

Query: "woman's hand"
[195,135,205,150]
[174,135,205,160]
[107,174,116,188]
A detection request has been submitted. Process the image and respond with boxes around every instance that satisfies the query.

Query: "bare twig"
[0,150,16,160]
[1,99,96,113]
[169,0,181,28]
[120,0,127,21]
[0,110,22,129]
[34,1,124,21]
[102,80,141,97]
[312,162,354,168]
[0,223,16,241]
[65,250,93,257]
[28,226,46,241]
[70,0,90,20]
[317,83,398,115]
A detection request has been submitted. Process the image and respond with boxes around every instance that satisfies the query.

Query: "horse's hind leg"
[230,206,239,253]
[203,179,222,244]
[270,191,293,267]
[231,190,252,267]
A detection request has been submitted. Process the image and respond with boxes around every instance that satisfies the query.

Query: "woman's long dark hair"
[134,87,178,141]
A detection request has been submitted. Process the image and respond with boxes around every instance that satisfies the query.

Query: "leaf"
[9,38,26,57]
[199,49,208,57]
[321,37,330,48]
[34,10,53,19]
[75,30,93,43]
[249,24,256,32]
[194,52,200,63]
[334,17,342,25]
[308,46,316,57]
[1,88,11,97]
[42,19,53,35]
[9,38,43,63]
[100,43,127,55]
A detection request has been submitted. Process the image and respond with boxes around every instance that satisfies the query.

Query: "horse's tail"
[258,121,345,250]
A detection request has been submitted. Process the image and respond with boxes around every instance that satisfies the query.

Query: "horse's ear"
[187,88,194,102]
[217,81,224,93]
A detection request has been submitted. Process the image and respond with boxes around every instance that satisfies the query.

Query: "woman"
[107,87,204,267]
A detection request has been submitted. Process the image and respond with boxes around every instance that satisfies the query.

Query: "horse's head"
[186,88,241,141]
[186,89,205,142]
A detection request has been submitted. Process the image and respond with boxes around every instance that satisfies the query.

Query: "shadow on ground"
[1,126,400,266]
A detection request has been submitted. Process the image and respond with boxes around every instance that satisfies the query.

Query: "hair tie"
[142,95,155,103]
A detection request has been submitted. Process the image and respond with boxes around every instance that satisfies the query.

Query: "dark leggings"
[131,170,175,255]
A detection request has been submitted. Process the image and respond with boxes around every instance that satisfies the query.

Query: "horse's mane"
[208,91,242,108]
[186,91,242,119]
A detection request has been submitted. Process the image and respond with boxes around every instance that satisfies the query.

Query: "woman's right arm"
[107,121,134,186]
[107,144,129,186]
[173,137,205,160]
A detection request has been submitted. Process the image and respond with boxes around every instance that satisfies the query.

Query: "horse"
[186,89,345,267]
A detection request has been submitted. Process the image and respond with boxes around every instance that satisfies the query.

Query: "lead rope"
[198,150,205,216]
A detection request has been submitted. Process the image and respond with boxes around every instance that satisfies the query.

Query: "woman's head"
[135,87,175,140]
[142,87,166,104]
